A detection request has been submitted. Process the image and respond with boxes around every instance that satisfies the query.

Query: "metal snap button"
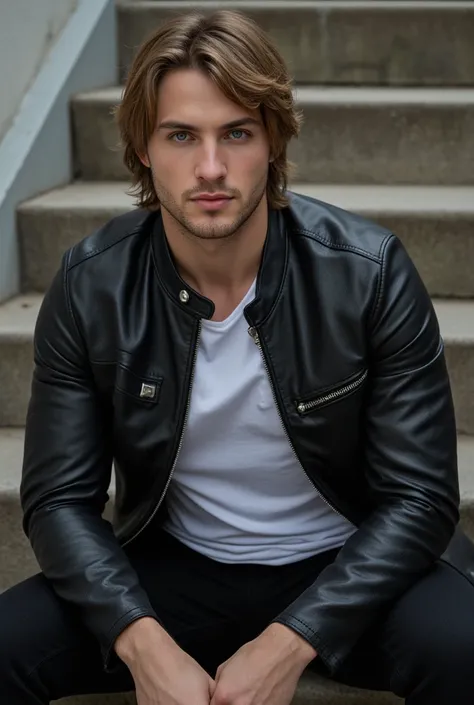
[179,290,190,303]
[140,383,156,400]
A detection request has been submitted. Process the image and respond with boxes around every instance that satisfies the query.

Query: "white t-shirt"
[162,279,356,565]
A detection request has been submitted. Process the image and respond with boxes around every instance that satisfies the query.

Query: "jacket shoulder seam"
[295,227,390,264]
[65,225,143,273]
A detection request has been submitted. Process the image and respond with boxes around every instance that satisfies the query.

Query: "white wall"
[0,0,116,302]
[0,0,78,141]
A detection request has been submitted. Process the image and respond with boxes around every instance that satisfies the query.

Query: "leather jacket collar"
[150,205,288,326]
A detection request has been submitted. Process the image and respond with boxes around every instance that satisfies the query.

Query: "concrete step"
[56,681,401,705]
[65,683,399,705]
[2,426,472,705]
[0,295,473,432]
[17,182,474,297]
[71,86,474,184]
[116,0,474,87]
[18,183,135,293]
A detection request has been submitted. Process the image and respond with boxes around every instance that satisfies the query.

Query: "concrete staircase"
[0,1,473,703]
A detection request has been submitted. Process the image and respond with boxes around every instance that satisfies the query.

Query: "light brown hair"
[115,10,303,210]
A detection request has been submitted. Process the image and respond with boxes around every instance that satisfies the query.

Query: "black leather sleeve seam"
[374,338,444,379]
[368,232,394,326]
[62,250,97,379]
[33,348,86,380]
[63,250,87,349]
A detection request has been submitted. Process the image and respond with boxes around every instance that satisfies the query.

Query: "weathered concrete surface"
[17,182,474,297]
[71,87,474,185]
[117,1,474,87]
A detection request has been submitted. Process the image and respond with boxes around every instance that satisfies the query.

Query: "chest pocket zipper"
[296,369,368,415]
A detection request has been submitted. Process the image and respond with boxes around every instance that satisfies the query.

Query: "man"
[2,8,474,705]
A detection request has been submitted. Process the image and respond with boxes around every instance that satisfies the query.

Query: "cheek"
[150,153,184,185]
[236,147,269,176]
[148,142,180,171]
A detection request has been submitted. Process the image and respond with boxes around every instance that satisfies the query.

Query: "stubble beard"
[151,169,268,242]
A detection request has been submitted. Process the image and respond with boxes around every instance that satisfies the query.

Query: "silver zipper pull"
[248,326,260,346]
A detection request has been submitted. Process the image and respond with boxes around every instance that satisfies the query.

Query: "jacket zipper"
[296,369,368,415]
[247,326,349,522]
[121,321,202,548]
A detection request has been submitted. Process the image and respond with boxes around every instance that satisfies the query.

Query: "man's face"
[141,68,271,241]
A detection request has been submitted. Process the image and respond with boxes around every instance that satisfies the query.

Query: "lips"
[192,195,234,211]
[192,195,232,201]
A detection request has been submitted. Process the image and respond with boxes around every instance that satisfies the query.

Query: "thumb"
[209,677,217,699]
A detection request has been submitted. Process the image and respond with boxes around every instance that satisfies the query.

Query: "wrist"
[294,636,318,664]
[114,616,169,664]
[267,622,317,665]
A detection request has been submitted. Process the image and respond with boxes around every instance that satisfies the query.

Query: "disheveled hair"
[115,10,303,210]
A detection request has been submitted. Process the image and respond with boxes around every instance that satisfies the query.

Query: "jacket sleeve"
[20,251,159,672]
[271,233,460,674]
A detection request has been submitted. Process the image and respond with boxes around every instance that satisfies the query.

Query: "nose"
[194,140,227,182]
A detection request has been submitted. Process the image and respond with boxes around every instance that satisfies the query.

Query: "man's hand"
[115,617,215,705]
[210,623,317,705]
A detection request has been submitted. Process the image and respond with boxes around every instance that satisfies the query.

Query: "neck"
[162,197,268,297]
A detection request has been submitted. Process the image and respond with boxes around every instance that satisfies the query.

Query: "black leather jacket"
[20,191,472,675]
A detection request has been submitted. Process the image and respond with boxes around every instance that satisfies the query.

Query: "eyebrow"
[157,117,261,131]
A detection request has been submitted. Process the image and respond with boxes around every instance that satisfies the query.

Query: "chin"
[192,222,240,240]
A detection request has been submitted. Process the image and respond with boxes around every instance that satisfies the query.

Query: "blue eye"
[168,129,250,142]
[229,129,249,140]
[173,132,188,142]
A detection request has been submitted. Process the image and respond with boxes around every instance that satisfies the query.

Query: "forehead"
[156,67,261,125]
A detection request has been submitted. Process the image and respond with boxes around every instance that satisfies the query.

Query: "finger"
[209,679,217,698]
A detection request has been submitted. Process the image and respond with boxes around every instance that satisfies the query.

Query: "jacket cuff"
[102,607,161,673]
[271,615,341,676]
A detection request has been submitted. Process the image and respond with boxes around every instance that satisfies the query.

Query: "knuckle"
[213,689,233,705]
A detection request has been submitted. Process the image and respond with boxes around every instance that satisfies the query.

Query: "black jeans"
[1,524,474,704]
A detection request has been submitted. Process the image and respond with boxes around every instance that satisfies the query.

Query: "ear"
[137,151,151,168]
